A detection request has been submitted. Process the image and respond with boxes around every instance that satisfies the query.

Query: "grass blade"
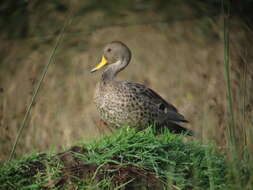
[8,12,73,162]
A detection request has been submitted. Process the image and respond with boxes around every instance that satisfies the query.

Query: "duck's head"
[91,41,131,73]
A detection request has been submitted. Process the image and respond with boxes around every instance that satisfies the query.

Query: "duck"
[91,41,193,135]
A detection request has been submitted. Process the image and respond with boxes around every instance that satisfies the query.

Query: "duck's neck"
[101,59,129,82]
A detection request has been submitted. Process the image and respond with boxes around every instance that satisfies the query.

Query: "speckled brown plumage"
[91,41,193,135]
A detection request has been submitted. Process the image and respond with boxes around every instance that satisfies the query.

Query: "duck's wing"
[123,82,188,123]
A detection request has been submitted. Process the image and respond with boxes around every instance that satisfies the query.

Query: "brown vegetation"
[0,4,252,162]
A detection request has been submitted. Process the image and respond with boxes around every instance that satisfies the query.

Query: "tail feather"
[159,122,194,136]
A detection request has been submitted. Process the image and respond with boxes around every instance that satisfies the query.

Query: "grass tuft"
[1,127,227,190]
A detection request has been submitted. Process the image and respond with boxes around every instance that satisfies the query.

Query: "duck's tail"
[159,121,194,136]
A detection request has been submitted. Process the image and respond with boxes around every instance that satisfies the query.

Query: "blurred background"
[0,0,252,162]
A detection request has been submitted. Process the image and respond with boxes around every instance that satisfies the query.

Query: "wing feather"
[123,82,188,123]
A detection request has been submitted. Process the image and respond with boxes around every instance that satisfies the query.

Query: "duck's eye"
[107,48,111,52]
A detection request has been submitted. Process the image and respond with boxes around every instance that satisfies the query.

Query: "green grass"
[222,1,253,189]
[1,127,228,190]
[0,153,63,190]
[81,127,227,189]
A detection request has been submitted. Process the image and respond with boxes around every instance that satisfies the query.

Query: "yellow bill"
[91,56,108,73]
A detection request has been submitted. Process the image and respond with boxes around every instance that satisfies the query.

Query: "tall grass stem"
[8,12,73,162]
[222,0,236,150]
